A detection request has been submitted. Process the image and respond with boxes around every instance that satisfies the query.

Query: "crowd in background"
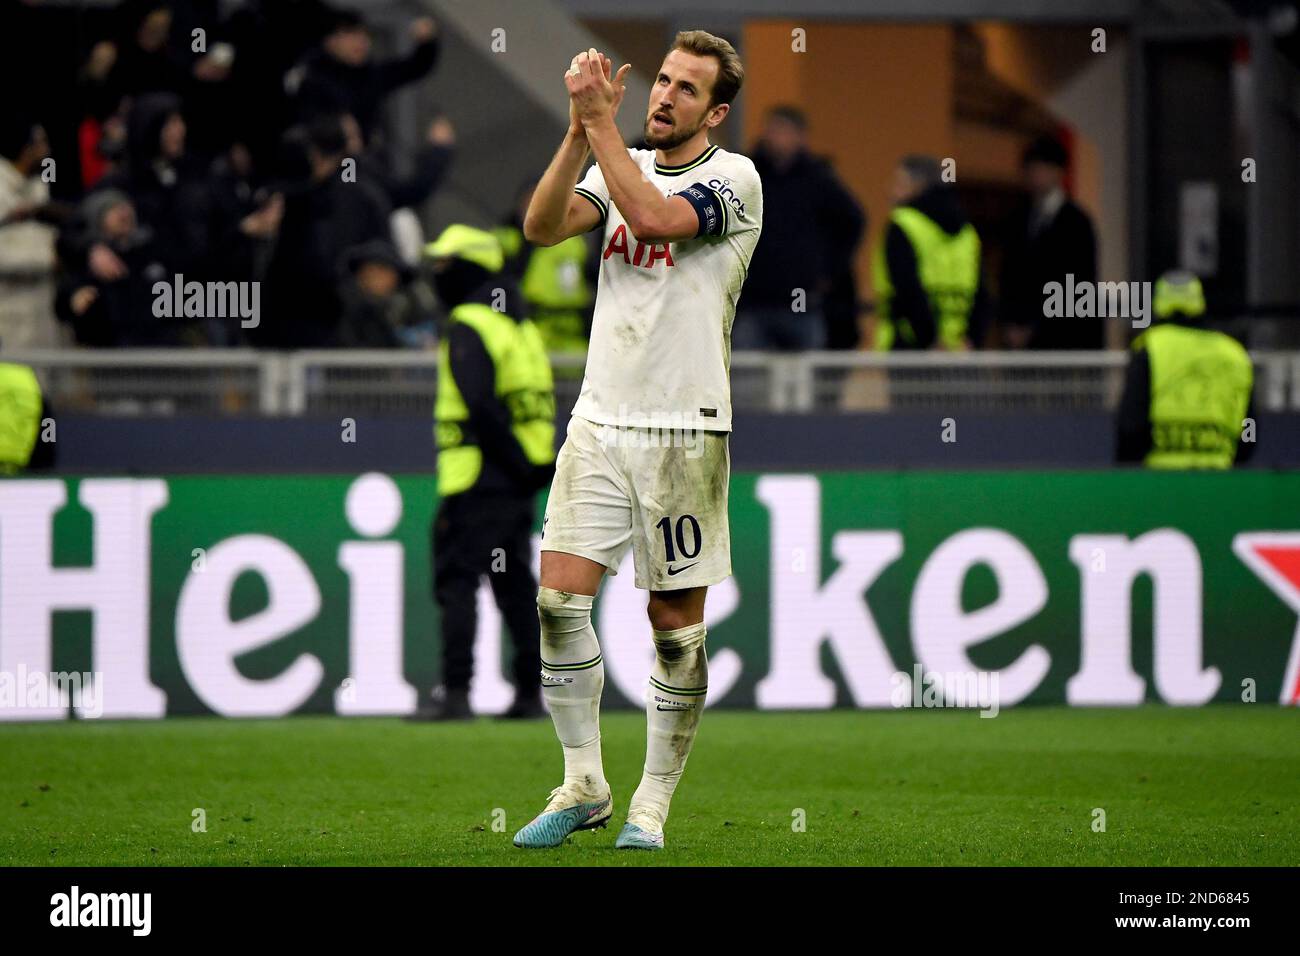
[1,0,451,351]
[738,108,1100,352]
[0,0,1101,354]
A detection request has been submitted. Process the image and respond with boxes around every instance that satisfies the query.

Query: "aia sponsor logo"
[602,224,674,269]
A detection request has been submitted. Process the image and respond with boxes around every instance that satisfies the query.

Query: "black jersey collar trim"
[654,144,719,176]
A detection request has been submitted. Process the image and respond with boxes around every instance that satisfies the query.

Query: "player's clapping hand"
[564,51,602,136]
[566,48,631,126]
[605,54,630,119]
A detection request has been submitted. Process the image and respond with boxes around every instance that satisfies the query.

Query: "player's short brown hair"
[670,30,744,107]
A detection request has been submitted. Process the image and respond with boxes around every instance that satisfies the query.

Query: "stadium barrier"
[1,470,1297,719]
[10,348,1300,415]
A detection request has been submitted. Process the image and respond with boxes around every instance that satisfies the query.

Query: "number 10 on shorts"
[656,514,702,562]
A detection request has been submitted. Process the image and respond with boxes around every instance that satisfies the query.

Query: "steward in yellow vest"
[431,227,557,498]
[494,223,591,368]
[495,178,592,379]
[0,361,50,474]
[1116,271,1255,469]
[414,224,557,721]
[873,156,985,351]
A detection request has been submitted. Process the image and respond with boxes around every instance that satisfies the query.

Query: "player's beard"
[643,110,706,150]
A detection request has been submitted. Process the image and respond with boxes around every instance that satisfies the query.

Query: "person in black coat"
[735,106,865,351]
[254,116,391,348]
[336,239,433,348]
[213,0,339,171]
[56,190,177,347]
[339,112,455,212]
[93,92,213,281]
[84,1,190,107]
[205,141,285,345]
[999,135,1100,350]
[289,10,441,141]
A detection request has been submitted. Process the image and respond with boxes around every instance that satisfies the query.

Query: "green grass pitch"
[2,707,1297,866]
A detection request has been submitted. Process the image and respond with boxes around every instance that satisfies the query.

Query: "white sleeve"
[574,162,610,229]
[704,156,762,238]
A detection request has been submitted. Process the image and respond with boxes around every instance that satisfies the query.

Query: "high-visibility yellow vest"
[493,225,524,261]
[0,362,42,474]
[434,302,556,495]
[872,206,980,350]
[1133,323,1253,470]
[494,225,590,359]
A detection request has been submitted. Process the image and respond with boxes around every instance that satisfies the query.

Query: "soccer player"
[512,31,762,850]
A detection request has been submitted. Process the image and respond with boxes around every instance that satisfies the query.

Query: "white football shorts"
[541,415,731,591]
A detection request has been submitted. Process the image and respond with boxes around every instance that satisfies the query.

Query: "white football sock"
[628,622,708,832]
[537,587,607,796]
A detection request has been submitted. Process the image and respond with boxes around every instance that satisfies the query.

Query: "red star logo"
[1233,533,1300,705]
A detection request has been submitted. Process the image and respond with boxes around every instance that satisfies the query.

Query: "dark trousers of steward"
[432,491,541,693]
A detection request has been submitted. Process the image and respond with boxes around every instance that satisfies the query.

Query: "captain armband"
[678,183,728,238]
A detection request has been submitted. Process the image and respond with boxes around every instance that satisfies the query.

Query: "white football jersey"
[570,144,763,432]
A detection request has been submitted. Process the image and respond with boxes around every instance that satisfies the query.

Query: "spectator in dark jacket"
[735,106,865,351]
[94,92,213,280]
[57,190,176,347]
[206,141,284,345]
[1000,134,1100,349]
[337,239,430,348]
[84,1,189,106]
[255,116,391,348]
[339,112,455,211]
[215,0,339,171]
[289,10,440,140]
[74,1,240,188]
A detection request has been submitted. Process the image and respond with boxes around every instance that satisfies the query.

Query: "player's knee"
[537,586,593,643]
[646,602,697,634]
[651,622,707,663]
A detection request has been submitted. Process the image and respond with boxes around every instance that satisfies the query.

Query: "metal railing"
[8,348,1300,415]
[7,349,278,416]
